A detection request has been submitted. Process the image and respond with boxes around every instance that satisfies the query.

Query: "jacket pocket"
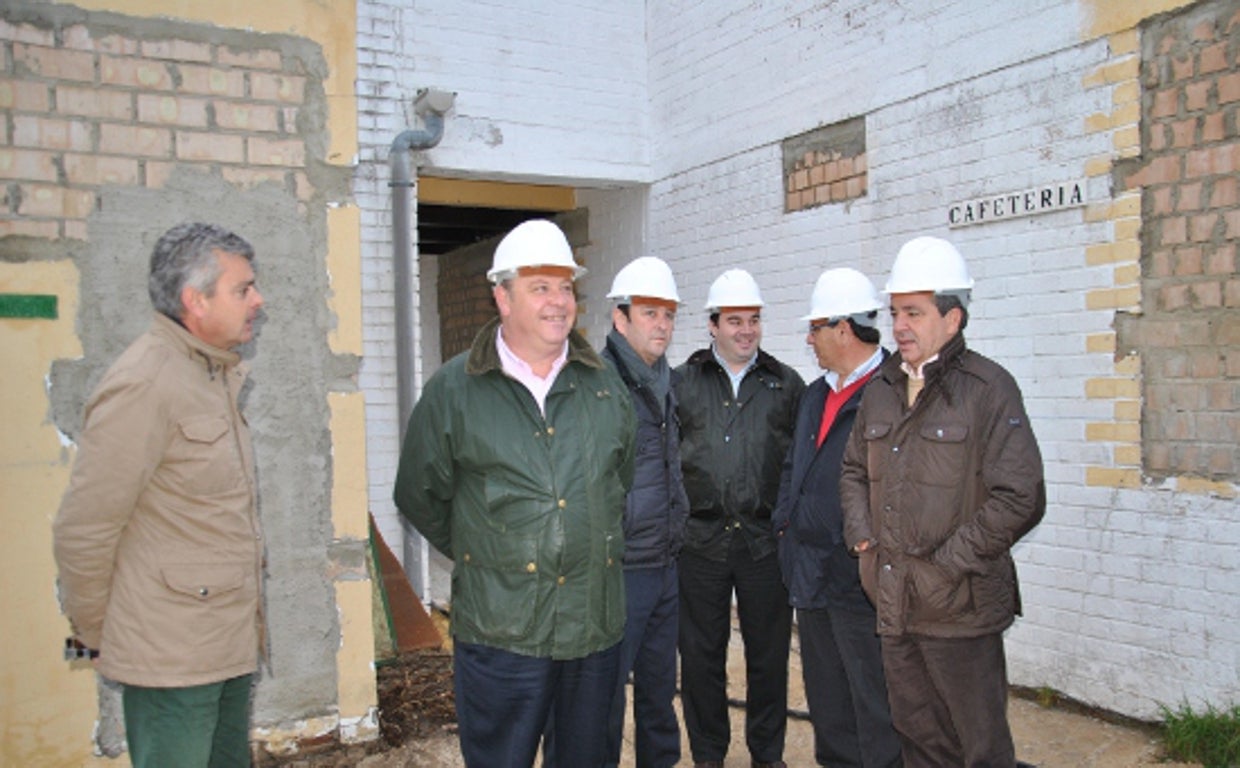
[157,563,255,659]
[915,423,968,488]
[857,549,878,606]
[453,533,539,643]
[907,557,971,623]
[862,422,892,482]
[168,414,245,496]
[602,533,624,636]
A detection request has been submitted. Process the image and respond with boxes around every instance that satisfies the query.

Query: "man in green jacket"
[393,219,635,768]
[54,222,266,768]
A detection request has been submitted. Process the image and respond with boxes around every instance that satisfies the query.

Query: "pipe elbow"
[391,113,445,154]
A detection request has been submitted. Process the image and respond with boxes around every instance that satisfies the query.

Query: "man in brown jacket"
[841,236,1045,768]
[54,222,266,768]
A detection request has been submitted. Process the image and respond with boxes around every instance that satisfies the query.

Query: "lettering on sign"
[947,180,1086,228]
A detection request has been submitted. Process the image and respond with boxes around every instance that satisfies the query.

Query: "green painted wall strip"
[0,294,58,319]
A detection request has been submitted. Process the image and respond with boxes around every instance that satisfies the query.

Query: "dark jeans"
[798,606,902,767]
[605,563,681,768]
[678,537,791,764]
[122,673,253,768]
[454,640,619,768]
[881,632,1014,768]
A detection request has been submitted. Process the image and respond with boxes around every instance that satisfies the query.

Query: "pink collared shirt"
[496,329,569,416]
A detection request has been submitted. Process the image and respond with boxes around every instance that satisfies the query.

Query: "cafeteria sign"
[948,180,1086,228]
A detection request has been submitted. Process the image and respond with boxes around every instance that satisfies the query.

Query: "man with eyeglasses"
[773,268,901,767]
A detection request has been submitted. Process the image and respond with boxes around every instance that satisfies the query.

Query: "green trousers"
[122,674,253,768]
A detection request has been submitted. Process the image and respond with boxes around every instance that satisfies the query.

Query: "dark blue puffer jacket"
[603,334,690,568]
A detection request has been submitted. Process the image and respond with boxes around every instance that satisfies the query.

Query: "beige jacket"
[54,313,264,687]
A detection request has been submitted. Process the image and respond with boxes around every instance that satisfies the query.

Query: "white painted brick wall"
[391,1,649,183]
[355,0,1239,719]
[356,0,650,559]
[357,0,410,559]
[575,186,649,346]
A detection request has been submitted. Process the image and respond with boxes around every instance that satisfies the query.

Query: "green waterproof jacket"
[394,317,635,659]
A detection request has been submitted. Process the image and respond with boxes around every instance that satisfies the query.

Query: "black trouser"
[798,606,902,767]
[678,536,791,764]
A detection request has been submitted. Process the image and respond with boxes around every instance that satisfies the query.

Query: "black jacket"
[602,336,690,568]
[675,347,804,561]
[772,350,889,611]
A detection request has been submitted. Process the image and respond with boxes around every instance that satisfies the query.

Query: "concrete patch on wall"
[46,169,358,728]
[0,1,369,749]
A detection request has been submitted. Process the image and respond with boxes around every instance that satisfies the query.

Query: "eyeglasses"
[808,319,838,333]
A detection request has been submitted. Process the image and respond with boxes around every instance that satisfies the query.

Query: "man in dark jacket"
[773,268,901,768]
[675,269,805,768]
[841,237,1045,768]
[599,256,691,768]
[394,220,635,768]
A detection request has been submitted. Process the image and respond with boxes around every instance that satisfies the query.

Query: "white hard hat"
[607,256,681,304]
[704,268,764,312]
[884,236,973,295]
[802,267,882,326]
[487,219,587,284]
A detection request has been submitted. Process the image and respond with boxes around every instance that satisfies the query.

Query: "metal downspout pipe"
[388,88,454,600]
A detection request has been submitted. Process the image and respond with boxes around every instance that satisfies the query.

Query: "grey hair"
[148,222,254,319]
[934,292,970,331]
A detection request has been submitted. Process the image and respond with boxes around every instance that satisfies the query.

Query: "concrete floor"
[357,620,1193,768]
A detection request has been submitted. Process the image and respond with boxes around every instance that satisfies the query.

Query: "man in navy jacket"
[773,268,901,767]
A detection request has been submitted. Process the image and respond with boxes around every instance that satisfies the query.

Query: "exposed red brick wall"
[436,241,495,363]
[0,17,314,240]
[783,116,867,212]
[1118,0,1240,480]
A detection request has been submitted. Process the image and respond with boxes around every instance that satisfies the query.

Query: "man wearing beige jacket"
[54,222,266,768]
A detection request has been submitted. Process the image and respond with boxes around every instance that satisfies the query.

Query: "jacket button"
[558,498,567,509]
[882,564,892,572]
[557,576,566,585]
[526,562,537,573]
[199,587,209,597]
[463,553,471,563]
[547,427,555,436]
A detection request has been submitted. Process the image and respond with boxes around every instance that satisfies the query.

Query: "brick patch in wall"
[1111,0,1240,489]
[0,11,319,239]
[782,116,867,212]
[437,243,495,363]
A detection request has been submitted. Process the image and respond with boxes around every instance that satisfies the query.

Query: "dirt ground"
[262,636,1196,768]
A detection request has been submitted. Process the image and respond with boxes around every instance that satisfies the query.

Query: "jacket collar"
[686,346,784,378]
[150,312,243,373]
[466,316,605,376]
[882,332,967,411]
